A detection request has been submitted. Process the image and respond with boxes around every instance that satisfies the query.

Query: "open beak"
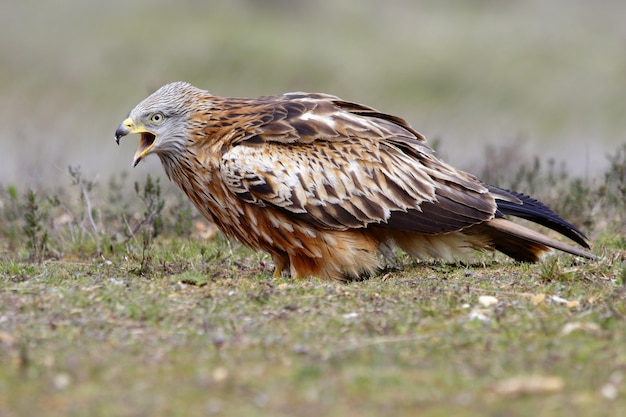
[114,117,157,167]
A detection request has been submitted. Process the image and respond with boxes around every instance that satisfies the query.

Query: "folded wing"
[220,94,497,235]
[218,93,592,261]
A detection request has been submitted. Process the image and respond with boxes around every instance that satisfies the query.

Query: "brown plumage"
[115,82,593,280]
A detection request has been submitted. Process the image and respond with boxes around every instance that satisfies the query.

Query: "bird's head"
[114,81,205,167]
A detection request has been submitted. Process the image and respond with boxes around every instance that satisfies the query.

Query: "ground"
[1,232,624,416]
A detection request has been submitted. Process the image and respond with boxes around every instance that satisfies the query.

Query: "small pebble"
[478,295,498,307]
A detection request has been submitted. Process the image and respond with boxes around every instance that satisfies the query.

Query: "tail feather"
[481,218,595,261]
[488,185,590,249]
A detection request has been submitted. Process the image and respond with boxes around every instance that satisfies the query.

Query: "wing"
[219,94,497,234]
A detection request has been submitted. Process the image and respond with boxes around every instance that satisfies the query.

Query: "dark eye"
[150,112,165,124]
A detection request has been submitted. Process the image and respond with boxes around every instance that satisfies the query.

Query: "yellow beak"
[114,117,157,167]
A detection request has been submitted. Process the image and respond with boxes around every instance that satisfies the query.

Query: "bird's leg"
[376,240,403,272]
[271,253,290,278]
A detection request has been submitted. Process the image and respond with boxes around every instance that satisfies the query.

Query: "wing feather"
[219,94,497,234]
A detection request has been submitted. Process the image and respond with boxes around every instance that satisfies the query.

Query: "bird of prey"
[115,82,593,280]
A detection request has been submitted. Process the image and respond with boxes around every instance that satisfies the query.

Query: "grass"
[1,148,626,416]
[0,250,624,416]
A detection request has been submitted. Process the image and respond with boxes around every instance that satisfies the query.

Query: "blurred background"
[1,0,625,188]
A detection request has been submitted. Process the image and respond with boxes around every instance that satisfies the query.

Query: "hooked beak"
[114,117,157,167]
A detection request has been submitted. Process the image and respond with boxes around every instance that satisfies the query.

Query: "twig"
[79,178,98,236]
[68,166,98,236]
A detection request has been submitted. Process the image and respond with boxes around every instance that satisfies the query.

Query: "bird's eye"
[150,112,165,124]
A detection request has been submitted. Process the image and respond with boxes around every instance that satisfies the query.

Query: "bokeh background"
[2,0,625,188]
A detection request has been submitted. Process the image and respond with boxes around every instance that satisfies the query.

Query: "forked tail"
[476,185,594,261]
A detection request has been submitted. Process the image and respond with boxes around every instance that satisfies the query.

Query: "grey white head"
[114,81,207,167]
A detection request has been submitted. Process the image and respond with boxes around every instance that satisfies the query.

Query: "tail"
[472,186,594,261]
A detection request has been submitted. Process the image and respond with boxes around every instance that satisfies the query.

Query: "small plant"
[538,257,574,282]
[135,229,153,275]
[22,189,49,262]
[118,174,165,245]
[131,174,165,239]
[172,198,194,238]
[118,175,167,273]
[602,144,626,231]
[68,165,99,236]
[0,185,22,248]
[5,185,19,218]
[605,144,626,201]
[558,177,594,231]
[135,174,165,237]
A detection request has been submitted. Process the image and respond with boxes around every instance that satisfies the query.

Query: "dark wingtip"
[491,186,590,249]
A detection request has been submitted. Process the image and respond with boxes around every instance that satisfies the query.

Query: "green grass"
[1,235,625,416]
